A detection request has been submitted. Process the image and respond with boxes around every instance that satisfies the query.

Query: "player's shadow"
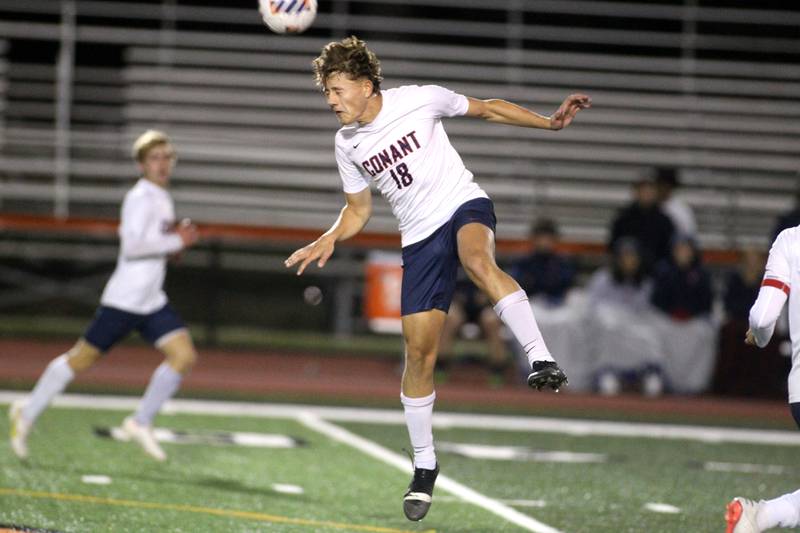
[24,461,313,502]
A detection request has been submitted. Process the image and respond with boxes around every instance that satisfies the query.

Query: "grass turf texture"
[0,403,797,532]
[1,406,494,532]
[343,422,800,533]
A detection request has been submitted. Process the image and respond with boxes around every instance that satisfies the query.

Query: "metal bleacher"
[1,0,799,250]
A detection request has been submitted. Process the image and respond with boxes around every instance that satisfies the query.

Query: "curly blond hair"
[312,35,382,93]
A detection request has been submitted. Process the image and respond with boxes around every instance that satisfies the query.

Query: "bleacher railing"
[0,0,799,250]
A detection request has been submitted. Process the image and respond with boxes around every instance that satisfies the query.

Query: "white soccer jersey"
[749,226,800,403]
[334,84,488,247]
[100,178,184,314]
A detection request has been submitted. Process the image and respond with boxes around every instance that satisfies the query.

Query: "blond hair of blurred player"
[285,35,590,521]
[726,227,800,532]
[9,130,200,462]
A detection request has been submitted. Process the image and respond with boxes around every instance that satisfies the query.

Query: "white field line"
[297,412,562,533]
[644,503,681,514]
[436,495,547,508]
[704,461,788,475]
[0,391,798,446]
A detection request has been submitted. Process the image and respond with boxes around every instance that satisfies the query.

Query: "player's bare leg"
[10,339,100,459]
[456,222,567,391]
[400,310,446,521]
[123,330,197,462]
[436,301,466,382]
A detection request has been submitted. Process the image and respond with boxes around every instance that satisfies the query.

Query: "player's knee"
[66,341,101,373]
[405,343,435,361]
[791,402,800,430]
[168,349,197,374]
[405,343,437,371]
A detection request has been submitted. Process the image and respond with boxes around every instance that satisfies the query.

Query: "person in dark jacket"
[650,234,717,394]
[651,235,712,320]
[510,218,576,307]
[609,177,675,273]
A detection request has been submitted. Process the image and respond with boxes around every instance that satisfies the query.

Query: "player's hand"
[175,218,199,248]
[550,93,591,130]
[285,235,335,276]
[744,328,756,346]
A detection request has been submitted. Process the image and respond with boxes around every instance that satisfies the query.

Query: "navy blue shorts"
[401,198,496,316]
[83,303,186,352]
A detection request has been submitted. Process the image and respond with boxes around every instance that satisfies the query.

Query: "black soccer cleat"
[527,360,568,392]
[403,463,439,521]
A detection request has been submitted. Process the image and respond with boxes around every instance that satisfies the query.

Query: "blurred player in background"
[726,227,800,532]
[9,130,199,462]
[285,35,590,521]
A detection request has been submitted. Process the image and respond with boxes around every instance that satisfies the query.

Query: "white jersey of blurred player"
[336,84,486,246]
[101,177,183,312]
[726,226,800,532]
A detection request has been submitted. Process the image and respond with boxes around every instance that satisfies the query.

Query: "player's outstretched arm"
[284,188,372,276]
[747,284,788,348]
[465,93,591,130]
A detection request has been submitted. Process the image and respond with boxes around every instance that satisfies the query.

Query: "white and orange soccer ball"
[258,0,317,34]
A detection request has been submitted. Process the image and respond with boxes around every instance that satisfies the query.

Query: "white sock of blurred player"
[21,354,75,424]
[401,391,436,469]
[493,289,554,365]
[133,362,182,426]
[758,489,800,530]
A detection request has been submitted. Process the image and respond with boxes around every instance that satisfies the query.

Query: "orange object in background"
[364,251,403,334]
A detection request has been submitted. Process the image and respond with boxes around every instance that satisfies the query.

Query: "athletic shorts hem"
[154,327,188,348]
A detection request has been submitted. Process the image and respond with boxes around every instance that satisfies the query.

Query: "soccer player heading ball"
[284,36,590,521]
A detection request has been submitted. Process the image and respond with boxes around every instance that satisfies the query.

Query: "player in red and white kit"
[726,227,800,533]
[285,36,590,521]
[9,130,199,463]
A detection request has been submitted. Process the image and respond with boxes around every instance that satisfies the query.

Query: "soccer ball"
[258,0,317,34]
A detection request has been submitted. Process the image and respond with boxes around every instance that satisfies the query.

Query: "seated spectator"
[650,235,717,394]
[651,235,713,320]
[510,218,576,307]
[588,237,654,313]
[509,218,588,389]
[712,248,790,399]
[438,279,511,387]
[654,166,697,239]
[585,237,664,396]
[609,176,675,273]
[723,247,764,322]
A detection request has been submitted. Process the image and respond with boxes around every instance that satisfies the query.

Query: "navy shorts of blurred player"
[400,198,496,316]
[83,302,187,352]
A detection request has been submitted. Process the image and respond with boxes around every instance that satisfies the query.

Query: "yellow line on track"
[0,487,434,533]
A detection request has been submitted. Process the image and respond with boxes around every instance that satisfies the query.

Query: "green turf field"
[1,394,798,532]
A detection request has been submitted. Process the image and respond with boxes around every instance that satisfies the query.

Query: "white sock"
[22,354,75,424]
[493,289,554,366]
[133,363,182,426]
[758,489,800,530]
[401,391,437,470]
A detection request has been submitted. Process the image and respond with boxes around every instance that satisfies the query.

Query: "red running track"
[0,338,792,426]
